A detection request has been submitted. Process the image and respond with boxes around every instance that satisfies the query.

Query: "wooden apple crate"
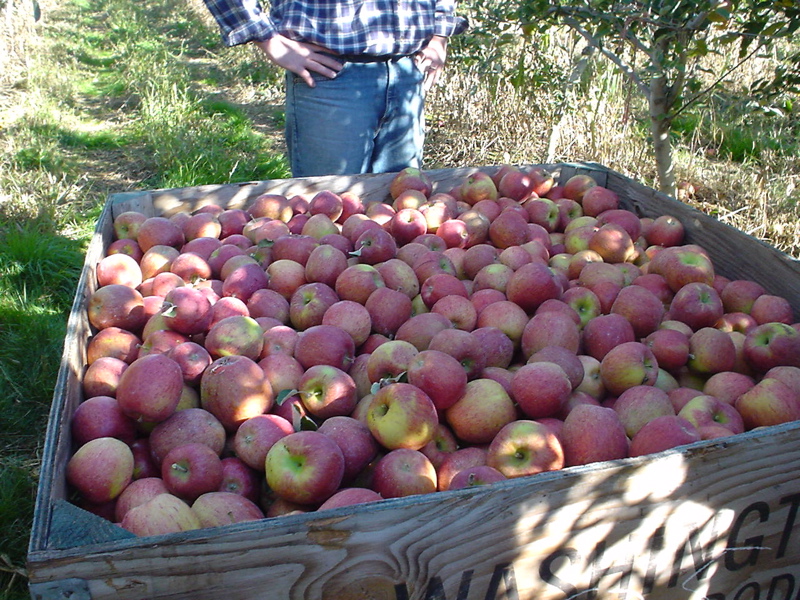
[27,162,800,600]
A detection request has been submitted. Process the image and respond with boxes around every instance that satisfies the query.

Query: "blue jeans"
[285,56,425,177]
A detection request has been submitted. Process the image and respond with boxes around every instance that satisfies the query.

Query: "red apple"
[486,419,564,478]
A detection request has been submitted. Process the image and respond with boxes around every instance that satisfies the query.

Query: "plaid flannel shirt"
[203,0,467,56]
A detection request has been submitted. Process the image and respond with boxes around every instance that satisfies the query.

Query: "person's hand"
[254,35,343,87]
[415,35,448,93]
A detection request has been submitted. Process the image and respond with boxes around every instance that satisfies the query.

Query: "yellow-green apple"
[521,310,581,359]
[720,279,766,314]
[120,493,201,536]
[560,287,602,330]
[686,327,736,374]
[735,377,800,429]
[148,407,226,467]
[88,284,147,333]
[191,491,264,527]
[113,210,148,241]
[96,253,143,289]
[599,341,659,397]
[612,385,675,438]
[298,364,357,419]
[161,442,224,502]
[265,430,345,505]
[511,362,572,419]
[751,294,794,325]
[201,355,273,431]
[406,349,468,412]
[371,448,437,498]
[560,404,629,466]
[575,355,605,400]
[654,368,680,394]
[218,456,261,502]
[629,415,701,458]
[669,282,724,331]
[609,285,665,338]
[564,224,599,255]
[233,413,294,472]
[486,419,564,478]
[293,324,356,371]
[580,185,619,216]
[375,258,420,299]
[420,422,459,469]
[82,356,129,399]
[743,321,800,372]
[204,315,264,360]
[428,328,486,380]
[436,446,487,491]
[668,387,705,412]
[677,395,744,435]
[365,382,438,450]
[472,263,514,295]
[67,437,135,504]
[588,223,636,264]
[137,216,185,252]
[116,353,184,424]
[445,378,517,444]
[301,213,339,240]
[318,487,383,511]
[318,415,380,483]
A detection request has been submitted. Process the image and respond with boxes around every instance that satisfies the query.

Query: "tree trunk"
[648,61,677,197]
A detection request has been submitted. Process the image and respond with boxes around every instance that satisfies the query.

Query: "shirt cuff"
[223,20,278,46]
[434,13,469,38]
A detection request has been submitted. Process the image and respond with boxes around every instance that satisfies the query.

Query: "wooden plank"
[26,423,800,599]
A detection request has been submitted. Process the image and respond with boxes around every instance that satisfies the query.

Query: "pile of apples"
[68,165,800,536]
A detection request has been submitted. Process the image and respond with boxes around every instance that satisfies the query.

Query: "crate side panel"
[27,424,800,600]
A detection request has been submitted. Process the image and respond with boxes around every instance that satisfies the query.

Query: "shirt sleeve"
[433,0,468,38]
[202,0,278,46]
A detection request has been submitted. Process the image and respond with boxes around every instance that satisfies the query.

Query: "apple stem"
[171,463,188,474]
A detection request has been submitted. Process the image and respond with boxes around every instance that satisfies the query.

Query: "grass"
[0,0,799,597]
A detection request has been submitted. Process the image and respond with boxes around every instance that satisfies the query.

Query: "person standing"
[202,0,467,177]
